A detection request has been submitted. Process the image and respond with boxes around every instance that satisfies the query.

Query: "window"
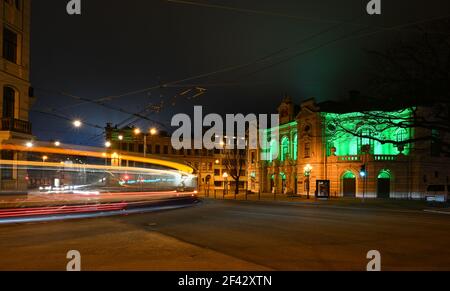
[293,134,298,160]
[251,151,256,164]
[357,128,374,154]
[304,143,311,158]
[3,86,15,118]
[1,151,14,180]
[155,145,161,154]
[280,137,289,161]
[214,169,220,176]
[3,28,18,63]
[163,145,169,155]
[431,129,442,157]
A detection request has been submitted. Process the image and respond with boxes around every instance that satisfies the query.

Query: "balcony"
[0,118,32,134]
[334,154,400,163]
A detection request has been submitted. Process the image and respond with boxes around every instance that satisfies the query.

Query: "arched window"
[292,134,298,160]
[395,129,408,143]
[280,136,289,161]
[3,86,16,118]
[268,139,278,161]
[378,170,391,179]
[357,128,374,154]
[342,171,356,179]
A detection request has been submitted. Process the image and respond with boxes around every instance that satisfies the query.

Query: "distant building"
[248,96,450,199]
[105,124,247,194]
[0,0,34,192]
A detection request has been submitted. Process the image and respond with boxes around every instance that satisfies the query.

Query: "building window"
[155,145,161,154]
[163,145,169,155]
[214,169,220,176]
[280,136,289,161]
[357,128,375,154]
[251,151,256,164]
[1,151,14,180]
[293,134,298,160]
[304,143,311,158]
[2,86,15,118]
[3,28,18,63]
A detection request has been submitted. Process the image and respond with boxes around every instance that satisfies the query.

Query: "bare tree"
[330,20,450,154]
[223,147,246,196]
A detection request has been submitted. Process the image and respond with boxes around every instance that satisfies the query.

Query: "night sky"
[29,0,450,145]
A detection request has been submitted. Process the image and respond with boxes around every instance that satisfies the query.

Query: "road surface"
[0,199,449,271]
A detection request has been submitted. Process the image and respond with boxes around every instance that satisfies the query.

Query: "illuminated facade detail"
[247,97,450,199]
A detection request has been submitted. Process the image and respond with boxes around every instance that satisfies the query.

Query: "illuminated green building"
[247,96,449,199]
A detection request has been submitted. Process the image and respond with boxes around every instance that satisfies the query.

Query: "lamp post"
[304,164,312,199]
[223,172,228,198]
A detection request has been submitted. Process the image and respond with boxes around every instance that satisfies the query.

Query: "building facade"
[248,96,450,199]
[105,124,247,195]
[0,0,34,192]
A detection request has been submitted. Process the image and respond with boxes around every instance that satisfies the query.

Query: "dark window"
[163,145,169,155]
[138,144,144,153]
[214,181,222,187]
[1,150,14,180]
[3,87,15,118]
[304,143,311,158]
[155,145,161,154]
[3,28,18,63]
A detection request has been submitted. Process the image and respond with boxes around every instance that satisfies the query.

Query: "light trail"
[0,143,194,174]
[0,193,198,224]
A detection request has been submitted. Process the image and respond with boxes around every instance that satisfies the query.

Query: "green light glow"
[323,109,413,156]
[343,171,356,179]
[378,170,391,179]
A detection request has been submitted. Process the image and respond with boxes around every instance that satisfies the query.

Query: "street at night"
[2,0,450,281]
[1,199,449,271]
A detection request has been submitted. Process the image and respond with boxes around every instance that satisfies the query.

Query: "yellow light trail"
[0,144,194,174]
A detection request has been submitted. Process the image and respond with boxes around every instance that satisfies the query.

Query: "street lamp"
[118,135,124,141]
[150,128,158,136]
[223,172,229,196]
[54,141,61,147]
[134,128,141,135]
[42,156,48,162]
[25,141,33,148]
[73,120,82,128]
[304,164,312,199]
[105,141,112,148]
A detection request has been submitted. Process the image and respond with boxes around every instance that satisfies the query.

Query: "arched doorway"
[270,174,275,193]
[377,170,391,199]
[342,171,356,198]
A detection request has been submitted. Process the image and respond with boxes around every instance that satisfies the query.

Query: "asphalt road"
[0,199,449,271]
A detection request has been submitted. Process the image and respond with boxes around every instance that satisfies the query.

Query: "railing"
[334,154,398,162]
[0,118,32,134]
[337,155,362,162]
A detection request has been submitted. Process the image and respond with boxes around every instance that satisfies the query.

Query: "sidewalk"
[199,192,450,211]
